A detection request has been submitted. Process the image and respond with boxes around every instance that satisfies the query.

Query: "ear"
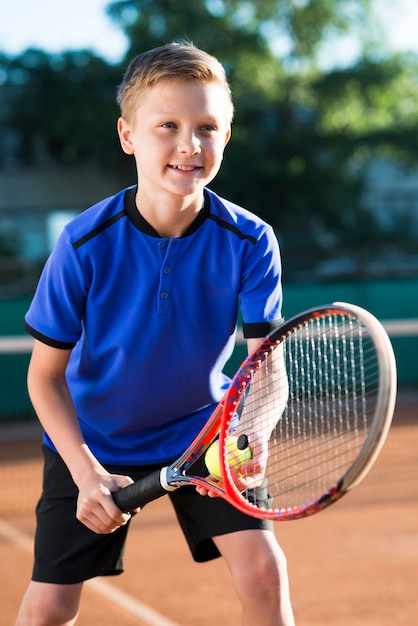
[224,125,232,147]
[117,117,135,155]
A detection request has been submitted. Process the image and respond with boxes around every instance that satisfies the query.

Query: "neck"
[135,189,204,238]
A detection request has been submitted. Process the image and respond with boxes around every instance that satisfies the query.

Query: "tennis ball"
[205,436,252,481]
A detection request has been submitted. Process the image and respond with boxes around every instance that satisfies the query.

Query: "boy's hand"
[196,436,268,498]
[76,471,136,534]
[195,465,264,498]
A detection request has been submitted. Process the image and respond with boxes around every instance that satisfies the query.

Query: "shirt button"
[163,266,171,275]
[158,241,166,249]
[160,291,169,299]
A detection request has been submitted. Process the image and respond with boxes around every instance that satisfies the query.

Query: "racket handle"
[113,468,169,512]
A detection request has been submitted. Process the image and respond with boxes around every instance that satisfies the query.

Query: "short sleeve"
[240,224,283,338]
[25,229,88,347]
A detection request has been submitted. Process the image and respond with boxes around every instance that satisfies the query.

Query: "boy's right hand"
[76,471,136,534]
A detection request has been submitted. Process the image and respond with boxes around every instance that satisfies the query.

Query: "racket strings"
[230,312,381,514]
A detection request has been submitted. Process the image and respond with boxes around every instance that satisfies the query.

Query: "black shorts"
[32,446,273,584]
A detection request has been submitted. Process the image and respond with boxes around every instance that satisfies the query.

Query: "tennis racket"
[113,302,397,520]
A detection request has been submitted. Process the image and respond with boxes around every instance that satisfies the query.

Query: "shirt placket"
[156,239,177,315]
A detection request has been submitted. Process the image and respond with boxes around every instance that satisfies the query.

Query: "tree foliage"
[0,49,122,166]
[1,0,418,276]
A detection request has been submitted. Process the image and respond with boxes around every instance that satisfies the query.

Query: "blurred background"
[0,0,417,425]
[0,8,417,625]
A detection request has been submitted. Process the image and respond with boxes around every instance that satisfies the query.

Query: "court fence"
[0,276,417,424]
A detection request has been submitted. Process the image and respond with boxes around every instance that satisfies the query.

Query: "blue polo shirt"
[25,186,283,465]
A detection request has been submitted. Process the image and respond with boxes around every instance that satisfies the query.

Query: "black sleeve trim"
[24,322,77,350]
[242,318,285,339]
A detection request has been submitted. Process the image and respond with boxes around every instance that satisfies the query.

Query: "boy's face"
[118,79,231,203]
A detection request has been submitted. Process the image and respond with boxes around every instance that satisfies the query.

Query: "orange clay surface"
[1,393,417,626]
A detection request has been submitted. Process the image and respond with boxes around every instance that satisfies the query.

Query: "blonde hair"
[117,42,234,123]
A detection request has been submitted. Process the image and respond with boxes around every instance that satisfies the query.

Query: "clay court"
[1,392,417,626]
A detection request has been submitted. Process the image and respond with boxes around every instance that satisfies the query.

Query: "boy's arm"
[237,336,288,486]
[27,339,133,533]
[197,335,288,497]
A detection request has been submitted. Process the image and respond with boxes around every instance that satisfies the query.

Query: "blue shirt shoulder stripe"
[72,208,126,250]
[207,213,257,245]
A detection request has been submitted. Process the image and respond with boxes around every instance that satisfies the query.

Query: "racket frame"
[114,302,397,519]
[219,302,397,519]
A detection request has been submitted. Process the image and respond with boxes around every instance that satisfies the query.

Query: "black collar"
[124,186,210,238]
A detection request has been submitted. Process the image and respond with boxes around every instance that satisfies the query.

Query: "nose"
[177,131,201,155]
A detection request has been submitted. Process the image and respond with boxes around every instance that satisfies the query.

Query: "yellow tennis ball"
[205,436,252,480]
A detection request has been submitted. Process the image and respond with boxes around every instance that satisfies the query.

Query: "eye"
[200,124,217,133]
[161,122,177,129]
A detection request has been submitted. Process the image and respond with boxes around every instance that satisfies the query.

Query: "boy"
[15,43,295,625]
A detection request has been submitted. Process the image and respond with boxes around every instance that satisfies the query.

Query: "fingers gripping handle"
[113,467,175,512]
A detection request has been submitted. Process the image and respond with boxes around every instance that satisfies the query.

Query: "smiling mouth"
[168,164,201,172]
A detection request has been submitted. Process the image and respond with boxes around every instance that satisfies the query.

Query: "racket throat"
[160,466,181,491]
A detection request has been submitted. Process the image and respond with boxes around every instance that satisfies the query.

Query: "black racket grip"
[113,468,169,512]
